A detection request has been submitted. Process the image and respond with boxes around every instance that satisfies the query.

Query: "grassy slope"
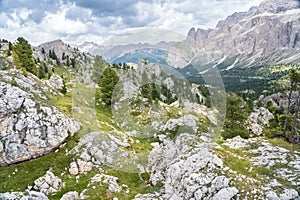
[0,86,162,199]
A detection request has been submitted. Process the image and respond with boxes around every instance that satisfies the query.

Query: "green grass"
[276,176,294,188]
[95,105,120,132]
[100,167,162,200]
[268,138,300,151]
[215,146,273,179]
[254,166,273,176]
[0,134,80,193]
[127,137,159,154]
[50,168,99,200]
[48,93,73,116]
[165,106,181,119]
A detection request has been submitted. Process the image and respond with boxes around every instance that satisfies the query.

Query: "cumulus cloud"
[0,0,264,45]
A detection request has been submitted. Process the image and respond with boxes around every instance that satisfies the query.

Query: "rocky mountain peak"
[257,0,299,14]
[33,39,82,65]
[187,27,196,40]
[216,0,300,28]
[185,0,300,68]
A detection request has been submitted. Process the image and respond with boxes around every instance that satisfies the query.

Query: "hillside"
[0,36,299,200]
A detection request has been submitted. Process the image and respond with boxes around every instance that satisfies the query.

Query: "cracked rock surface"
[0,71,80,166]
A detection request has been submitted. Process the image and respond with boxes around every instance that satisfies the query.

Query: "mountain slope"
[186,0,300,68]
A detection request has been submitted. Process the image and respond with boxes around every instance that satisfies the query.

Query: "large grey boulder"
[0,81,80,166]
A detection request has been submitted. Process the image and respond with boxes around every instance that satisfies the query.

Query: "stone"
[90,173,122,193]
[163,77,174,89]
[69,161,79,176]
[247,107,273,136]
[44,74,63,89]
[223,136,249,149]
[77,159,93,174]
[33,170,64,195]
[212,187,238,200]
[133,192,161,200]
[266,191,280,200]
[0,191,48,200]
[60,191,79,200]
[210,176,230,192]
[148,134,235,199]
[279,189,299,200]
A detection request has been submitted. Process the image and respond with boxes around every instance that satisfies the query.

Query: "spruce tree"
[98,67,119,105]
[13,37,37,76]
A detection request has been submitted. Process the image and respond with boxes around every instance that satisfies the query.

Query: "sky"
[0,0,264,46]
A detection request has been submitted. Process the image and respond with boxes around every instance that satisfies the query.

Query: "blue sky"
[0,0,264,45]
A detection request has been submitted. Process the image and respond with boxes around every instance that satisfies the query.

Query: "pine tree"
[49,50,53,59]
[98,67,119,105]
[222,95,250,139]
[61,79,67,95]
[91,55,108,83]
[285,70,300,143]
[71,58,76,68]
[66,55,70,66]
[62,52,66,60]
[38,66,46,79]
[8,42,12,51]
[13,37,37,76]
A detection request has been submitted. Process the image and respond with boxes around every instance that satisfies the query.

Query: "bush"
[221,129,249,140]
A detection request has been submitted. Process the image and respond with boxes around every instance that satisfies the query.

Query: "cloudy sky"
[0,0,264,45]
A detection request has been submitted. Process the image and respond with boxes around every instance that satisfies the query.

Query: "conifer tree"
[13,37,37,76]
[98,67,119,105]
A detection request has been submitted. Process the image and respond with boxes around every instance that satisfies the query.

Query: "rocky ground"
[1,133,299,200]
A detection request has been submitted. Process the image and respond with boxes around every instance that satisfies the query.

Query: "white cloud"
[0,0,265,45]
[41,10,87,35]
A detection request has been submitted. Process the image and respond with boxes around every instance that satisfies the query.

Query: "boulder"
[0,80,80,166]
[60,191,79,200]
[33,170,64,195]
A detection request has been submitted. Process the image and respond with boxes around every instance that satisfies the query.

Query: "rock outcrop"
[0,69,80,166]
[247,107,274,136]
[147,134,238,199]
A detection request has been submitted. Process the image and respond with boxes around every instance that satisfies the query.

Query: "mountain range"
[80,0,300,73]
